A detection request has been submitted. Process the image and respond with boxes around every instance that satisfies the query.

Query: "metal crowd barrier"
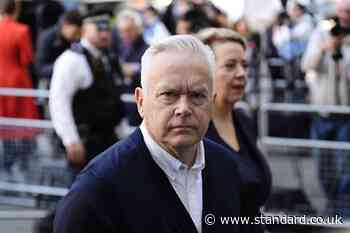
[259,101,350,229]
[0,88,136,203]
[0,88,49,98]
[0,209,48,220]
[0,88,64,202]
[0,87,135,103]
[259,103,350,150]
[0,182,67,197]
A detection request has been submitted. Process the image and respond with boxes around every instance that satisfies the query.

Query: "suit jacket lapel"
[201,141,240,233]
[201,159,215,233]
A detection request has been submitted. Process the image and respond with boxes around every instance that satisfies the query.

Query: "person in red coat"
[0,0,39,181]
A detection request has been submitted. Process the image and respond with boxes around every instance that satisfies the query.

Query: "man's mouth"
[170,125,196,131]
[172,125,194,129]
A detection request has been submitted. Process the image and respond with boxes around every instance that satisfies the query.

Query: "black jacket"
[206,108,272,233]
[36,25,72,78]
[54,129,245,233]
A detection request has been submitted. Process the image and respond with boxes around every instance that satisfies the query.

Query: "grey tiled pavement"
[0,204,44,233]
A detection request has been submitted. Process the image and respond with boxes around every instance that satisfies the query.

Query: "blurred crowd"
[1,0,346,111]
[2,0,348,111]
[1,0,350,225]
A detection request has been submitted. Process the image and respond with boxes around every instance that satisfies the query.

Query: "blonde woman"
[199,28,272,233]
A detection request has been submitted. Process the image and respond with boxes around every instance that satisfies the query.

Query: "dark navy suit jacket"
[54,128,244,233]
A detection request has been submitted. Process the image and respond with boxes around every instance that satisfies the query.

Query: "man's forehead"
[151,51,211,77]
[155,78,210,91]
[144,50,212,92]
[153,49,208,64]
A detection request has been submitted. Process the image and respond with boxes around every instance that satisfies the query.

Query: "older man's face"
[118,20,139,44]
[136,51,212,153]
[336,0,350,27]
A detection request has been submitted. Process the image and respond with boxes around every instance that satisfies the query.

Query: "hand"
[65,142,86,166]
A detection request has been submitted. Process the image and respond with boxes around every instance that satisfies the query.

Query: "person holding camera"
[302,0,350,217]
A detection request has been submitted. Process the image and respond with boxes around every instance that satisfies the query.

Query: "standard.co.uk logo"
[204,213,344,225]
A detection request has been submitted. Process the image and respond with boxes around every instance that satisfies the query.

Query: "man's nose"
[174,95,192,117]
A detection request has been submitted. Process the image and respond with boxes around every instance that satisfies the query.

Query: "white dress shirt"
[140,122,205,233]
[49,39,102,146]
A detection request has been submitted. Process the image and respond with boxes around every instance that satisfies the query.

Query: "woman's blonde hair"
[197,27,246,50]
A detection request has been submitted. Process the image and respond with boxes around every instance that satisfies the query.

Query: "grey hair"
[117,9,143,32]
[140,34,216,92]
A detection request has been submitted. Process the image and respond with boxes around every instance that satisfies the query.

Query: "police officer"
[49,10,124,176]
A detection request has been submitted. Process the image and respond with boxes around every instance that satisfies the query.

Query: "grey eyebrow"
[191,86,209,93]
[158,87,180,92]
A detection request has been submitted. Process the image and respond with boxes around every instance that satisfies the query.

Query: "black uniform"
[69,43,125,172]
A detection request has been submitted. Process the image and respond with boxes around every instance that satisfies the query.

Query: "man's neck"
[142,122,199,168]
[168,145,198,168]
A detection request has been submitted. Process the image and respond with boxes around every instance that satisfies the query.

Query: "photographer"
[302,0,350,217]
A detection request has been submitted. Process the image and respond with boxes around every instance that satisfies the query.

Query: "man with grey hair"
[54,35,245,233]
[112,9,148,127]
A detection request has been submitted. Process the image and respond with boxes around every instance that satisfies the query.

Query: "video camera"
[321,17,350,60]
[322,17,350,37]
[331,21,350,37]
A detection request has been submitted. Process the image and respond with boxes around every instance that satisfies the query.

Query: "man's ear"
[135,87,144,119]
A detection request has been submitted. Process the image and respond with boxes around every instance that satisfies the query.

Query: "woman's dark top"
[205,108,272,233]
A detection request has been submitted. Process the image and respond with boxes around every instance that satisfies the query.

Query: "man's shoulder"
[76,130,144,187]
[54,47,85,66]
[56,132,144,218]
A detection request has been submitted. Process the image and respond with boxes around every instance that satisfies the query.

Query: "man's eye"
[191,92,206,99]
[159,91,178,103]
[162,91,176,97]
[191,92,208,105]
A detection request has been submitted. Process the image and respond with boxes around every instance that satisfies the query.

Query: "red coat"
[0,16,40,138]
